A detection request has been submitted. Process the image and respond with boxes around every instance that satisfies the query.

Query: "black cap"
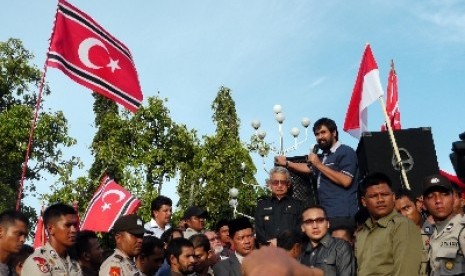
[422,174,453,196]
[228,217,253,238]
[183,206,208,220]
[112,214,146,235]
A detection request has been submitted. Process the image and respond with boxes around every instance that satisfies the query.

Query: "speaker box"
[357,127,439,198]
[286,155,318,206]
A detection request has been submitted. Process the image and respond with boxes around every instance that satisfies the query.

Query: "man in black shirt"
[254,166,303,246]
[300,205,355,276]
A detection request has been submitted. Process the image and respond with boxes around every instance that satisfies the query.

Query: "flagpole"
[378,96,411,190]
[16,2,61,211]
[16,66,49,211]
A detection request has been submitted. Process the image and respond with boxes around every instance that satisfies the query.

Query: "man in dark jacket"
[300,205,355,276]
[213,217,255,276]
[254,166,303,246]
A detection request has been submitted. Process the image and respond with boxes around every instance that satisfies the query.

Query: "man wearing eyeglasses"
[300,205,355,276]
[355,172,422,276]
[254,166,303,246]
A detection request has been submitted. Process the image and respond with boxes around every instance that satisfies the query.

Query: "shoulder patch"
[109,266,121,276]
[33,256,50,273]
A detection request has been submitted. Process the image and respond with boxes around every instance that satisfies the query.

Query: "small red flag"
[47,0,143,112]
[33,206,46,249]
[343,44,384,139]
[382,61,401,131]
[80,175,141,232]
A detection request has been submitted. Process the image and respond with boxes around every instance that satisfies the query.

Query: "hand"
[307,153,321,166]
[274,155,287,167]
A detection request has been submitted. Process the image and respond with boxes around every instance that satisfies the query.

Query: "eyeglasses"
[302,217,327,225]
[270,179,289,186]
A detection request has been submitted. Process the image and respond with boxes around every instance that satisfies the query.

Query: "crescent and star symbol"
[101,189,127,211]
[78,37,121,73]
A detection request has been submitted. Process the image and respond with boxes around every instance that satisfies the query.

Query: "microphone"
[312,144,319,154]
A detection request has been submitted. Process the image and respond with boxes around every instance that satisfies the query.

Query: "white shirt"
[144,218,171,238]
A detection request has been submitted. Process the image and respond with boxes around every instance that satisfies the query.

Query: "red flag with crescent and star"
[80,175,141,232]
[47,0,143,112]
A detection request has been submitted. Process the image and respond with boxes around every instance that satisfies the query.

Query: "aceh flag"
[381,61,401,131]
[80,175,141,232]
[343,44,384,139]
[47,0,143,112]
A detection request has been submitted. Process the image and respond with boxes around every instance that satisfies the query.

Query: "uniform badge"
[446,223,454,231]
[33,257,50,273]
[264,216,270,221]
[445,261,454,270]
[49,250,58,259]
[109,266,121,276]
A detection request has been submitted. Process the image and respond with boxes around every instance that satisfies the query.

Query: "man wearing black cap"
[213,217,255,276]
[423,174,465,275]
[183,206,208,239]
[99,214,145,276]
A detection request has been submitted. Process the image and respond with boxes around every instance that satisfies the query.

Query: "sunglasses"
[302,217,327,225]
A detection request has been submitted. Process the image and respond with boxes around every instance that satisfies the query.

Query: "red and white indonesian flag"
[80,175,141,232]
[343,44,384,139]
[47,0,143,112]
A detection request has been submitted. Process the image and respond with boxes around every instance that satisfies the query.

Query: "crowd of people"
[0,117,464,275]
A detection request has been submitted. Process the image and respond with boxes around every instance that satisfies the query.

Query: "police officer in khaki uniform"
[22,203,81,275]
[423,174,465,275]
[99,214,146,276]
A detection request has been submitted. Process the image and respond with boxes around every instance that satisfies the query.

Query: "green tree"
[45,94,196,224]
[177,86,265,225]
[0,38,77,228]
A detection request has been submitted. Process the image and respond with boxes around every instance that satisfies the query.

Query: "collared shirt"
[254,194,303,245]
[99,248,141,276]
[22,242,81,275]
[144,218,171,238]
[183,228,202,239]
[429,214,465,275]
[312,142,358,218]
[300,233,355,276]
[420,220,433,276]
[235,252,244,264]
[355,210,422,276]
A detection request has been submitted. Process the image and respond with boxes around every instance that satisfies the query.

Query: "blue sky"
[2,1,465,213]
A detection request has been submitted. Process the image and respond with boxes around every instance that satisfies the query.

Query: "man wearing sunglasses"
[254,166,303,246]
[300,205,355,276]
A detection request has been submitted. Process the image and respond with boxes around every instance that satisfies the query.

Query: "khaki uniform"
[420,221,433,276]
[21,242,81,275]
[99,248,141,276]
[429,214,465,275]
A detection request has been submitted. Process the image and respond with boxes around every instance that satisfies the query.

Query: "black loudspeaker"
[286,155,318,206]
[357,127,439,198]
